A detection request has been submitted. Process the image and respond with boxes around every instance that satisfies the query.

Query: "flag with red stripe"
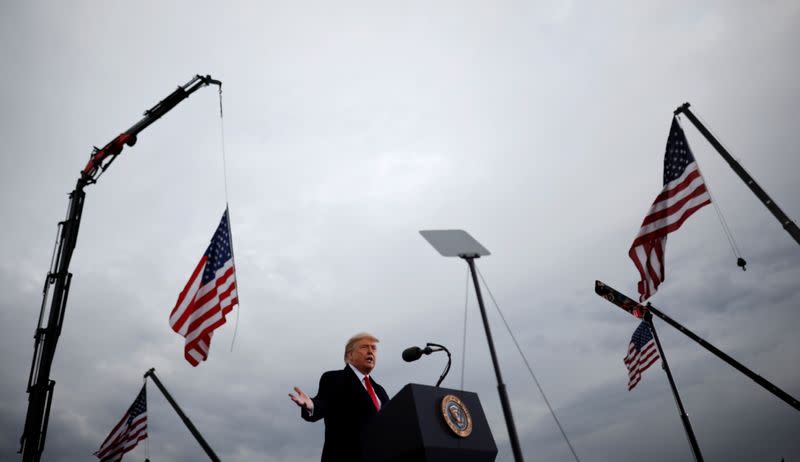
[624,321,660,390]
[94,385,147,461]
[170,208,238,366]
[629,117,711,301]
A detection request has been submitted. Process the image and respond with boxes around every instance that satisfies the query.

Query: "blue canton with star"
[126,387,147,425]
[663,118,697,185]
[631,321,654,350]
[202,209,233,284]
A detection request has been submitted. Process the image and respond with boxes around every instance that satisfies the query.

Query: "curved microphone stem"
[427,343,452,387]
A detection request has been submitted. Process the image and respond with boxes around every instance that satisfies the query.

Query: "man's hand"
[288,386,313,413]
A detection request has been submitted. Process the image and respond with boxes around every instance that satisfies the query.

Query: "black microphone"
[402,345,433,362]
[402,343,452,387]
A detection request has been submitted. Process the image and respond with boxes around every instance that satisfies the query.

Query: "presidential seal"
[441,394,473,438]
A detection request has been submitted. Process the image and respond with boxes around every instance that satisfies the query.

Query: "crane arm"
[82,74,221,181]
[20,74,220,462]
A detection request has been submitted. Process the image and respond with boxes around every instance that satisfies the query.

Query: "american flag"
[624,321,661,390]
[629,117,711,301]
[169,208,238,366]
[94,385,147,461]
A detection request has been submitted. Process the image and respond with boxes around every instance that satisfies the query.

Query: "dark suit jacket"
[301,365,390,462]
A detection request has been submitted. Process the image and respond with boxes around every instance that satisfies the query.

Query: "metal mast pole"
[644,313,704,462]
[674,102,800,246]
[464,256,525,462]
[144,369,221,462]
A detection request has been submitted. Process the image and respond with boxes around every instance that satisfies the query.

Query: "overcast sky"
[1,1,799,461]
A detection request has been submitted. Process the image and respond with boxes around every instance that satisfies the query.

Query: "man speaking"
[289,332,390,462]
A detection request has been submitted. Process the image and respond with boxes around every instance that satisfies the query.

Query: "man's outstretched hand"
[289,386,313,412]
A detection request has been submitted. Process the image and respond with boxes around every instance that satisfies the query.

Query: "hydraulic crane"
[19,74,221,462]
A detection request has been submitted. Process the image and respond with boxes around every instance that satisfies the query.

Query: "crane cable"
[215,87,241,352]
[677,114,747,270]
[144,375,150,461]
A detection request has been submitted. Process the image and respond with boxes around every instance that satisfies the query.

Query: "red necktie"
[364,376,381,411]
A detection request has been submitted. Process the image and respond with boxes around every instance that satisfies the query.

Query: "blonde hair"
[344,332,379,363]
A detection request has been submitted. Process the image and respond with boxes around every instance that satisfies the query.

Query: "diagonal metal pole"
[144,369,220,462]
[674,102,800,247]
[595,281,800,412]
[644,312,704,462]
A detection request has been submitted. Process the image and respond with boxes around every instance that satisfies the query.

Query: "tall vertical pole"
[464,256,525,462]
[144,369,220,462]
[644,313,704,462]
[675,102,800,246]
[21,181,86,462]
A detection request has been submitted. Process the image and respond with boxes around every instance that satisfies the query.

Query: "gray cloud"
[1,1,799,461]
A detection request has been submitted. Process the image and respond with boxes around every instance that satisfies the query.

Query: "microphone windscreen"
[402,346,423,362]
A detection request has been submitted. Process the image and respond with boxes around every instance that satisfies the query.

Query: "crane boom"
[20,74,221,462]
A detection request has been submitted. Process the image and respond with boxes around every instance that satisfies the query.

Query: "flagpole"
[644,312,704,462]
[674,102,800,247]
[144,369,221,462]
[596,281,800,412]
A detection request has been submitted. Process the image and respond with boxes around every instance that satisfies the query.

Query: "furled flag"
[624,321,660,390]
[629,117,711,301]
[94,385,147,461]
[169,208,238,366]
